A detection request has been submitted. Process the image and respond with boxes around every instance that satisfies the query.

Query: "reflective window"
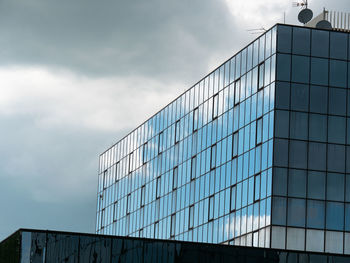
[189,205,194,230]
[290,83,308,111]
[309,114,327,142]
[275,110,289,138]
[288,169,306,198]
[308,171,326,200]
[141,186,145,207]
[327,144,345,173]
[256,118,263,145]
[311,29,329,57]
[173,167,178,190]
[292,55,310,83]
[289,140,307,169]
[329,88,346,116]
[272,197,286,225]
[328,116,346,144]
[330,31,348,60]
[308,142,326,171]
[254,173,260,202]
[310,85,327,114]
[330,60,347,88]
[175,121,180,143]
[273,168,287,196]
[170,214,175,237]
[232,132,238,157]
[287,198,306,227]
[292,27,310,55]
[275,82,290,110]
[209,196,214,221]
[326,202,344,231]
[156,176,161,199]
[277,54,291,81]
[307,200,325,229]
[258,63,264,90]
[277,25,292,53]
[327,173,344,202]
[193,108,198,132]
[234,79,240,106]
[191,156,197,180]
[289,111,308,140]
[212,94,219,119]
[310,58,328,86]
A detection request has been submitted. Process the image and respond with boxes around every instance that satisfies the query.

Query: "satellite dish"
[298,8,313,24]
[316,20,332,30]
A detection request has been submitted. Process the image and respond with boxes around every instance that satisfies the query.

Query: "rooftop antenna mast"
[293,0,313,24]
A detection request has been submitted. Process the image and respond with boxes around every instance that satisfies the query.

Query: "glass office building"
[96,24,350,254]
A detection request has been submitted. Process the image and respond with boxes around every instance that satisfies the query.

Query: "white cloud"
[0,67,181,133]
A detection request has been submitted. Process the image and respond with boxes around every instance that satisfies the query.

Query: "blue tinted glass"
[326,202,344,231]
[288,169,306,198]
[292,27,310,55]
[272,197,286,225]
[274,138,288,167]
[330,60,347,88]
[311,29,329,58]
[330,32,348,60]
[328,116,346,144]
[308,142,326,171]
[327,144,345,173]
[277,25,292,53]
[327,173,344,202]
[277,54,291,81]
[307,200,325,229]
[275,82,290,110]
[310,58,328,86]
[275,110,289,138]
[329,88,346,116]
[290,83,309,111]
[308,171,326,200]
[287,198,305,227]
[346,204,350,231]
[273,168,287,196]
[309,114,327,142]
[289,140,307,169]
[289,111,308,140]
[310,85,328,114]
[291,55,310,83]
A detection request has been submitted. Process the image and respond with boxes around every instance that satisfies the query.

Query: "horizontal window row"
[278,25,350,60]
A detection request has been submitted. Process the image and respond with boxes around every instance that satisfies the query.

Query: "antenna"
[293,0,313,24]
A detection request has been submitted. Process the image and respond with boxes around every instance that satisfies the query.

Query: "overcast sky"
[0,0,348,240]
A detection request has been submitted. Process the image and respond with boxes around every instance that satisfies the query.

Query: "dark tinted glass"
[274,138,288,167]
[327,173,345,202]
[287,198,305,227]
[327,144,345,173]
[326,201,344,231]
[275,81,290,110]
[272,197,286,225]
[308,142,326,171]
[291,55,310,83]
[310,85,327,114]
[307,200,325,228]
[310,58,328,85]
[289,140,307,169]
[330,32,348,60]
[328,116,346,144]
[288,169,306,198]
[275,110,289,138]
[277,54,291,81]
[329,88,346,116]
[290,111,308,140]
[330,60,347,88]
[291,83,309,111]
[273,168,287,196]
[277,25,292,53]
[292,27,310,55]
[311,30,329,58]
[308,171,326,200]
[309,114,327,142]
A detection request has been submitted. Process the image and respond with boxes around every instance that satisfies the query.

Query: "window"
[193,107,199,132]
[113,201,118,222]
[170,214,176,237]
[210,144,217,170]
[142,143,147,164]
[126,194,131,215]
[258,63,265,90]
[103,170,108,190]
[209,195,214,221]
[156,176,161,199]
[212,94,219,119]
[158,131,163,154]
[139,228,143,238]
[140,185,145,207]
[175,120,180,144]
[232,132,238,157]
[100,208,105,230]
[154,221,159,238]
[256,118,262,145]
[129,152,133,173]
[115,162,120,182]
[234,79,240,105]
[189,205,194,229]
[173,166,178,190]
[230,185,236,211]
[191,156,197,180]
[254,173,260,202]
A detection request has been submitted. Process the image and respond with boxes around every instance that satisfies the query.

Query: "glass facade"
[272,25,350,254]
[96,24,350,254]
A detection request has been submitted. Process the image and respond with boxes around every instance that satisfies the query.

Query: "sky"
[0,0,348,241]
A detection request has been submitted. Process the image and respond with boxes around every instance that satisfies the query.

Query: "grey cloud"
[0,0,245,84]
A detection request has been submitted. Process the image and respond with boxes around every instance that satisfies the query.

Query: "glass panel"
[291,55,310,83]
[308,142,326,171]
[330,60,347,88]
[308,171,326,200]
[307,200,325,228]
[290,83,309,111]
[288,169,306,198]
[292,27,310,55]
[275,110,289,138]
[275,81,290,110]
[306,229,325,253]
[329,88,346,116]
[310,58,328,86]
[311,29,329,58]
[272,197,286,225]
[287,198,306,227]
[273,168,287,196]
[327,144,345,173]
[276,54,291,81]
[327,173,345,201]
[330,31,348,60]
[277,25,292,53]
[289,140,307,169]
[289,111,308,140]
[310,85,328,114]
[309,114,327,142]
[326,202,344,231]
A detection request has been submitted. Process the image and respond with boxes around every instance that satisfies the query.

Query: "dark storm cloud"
[0,0,242,83]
